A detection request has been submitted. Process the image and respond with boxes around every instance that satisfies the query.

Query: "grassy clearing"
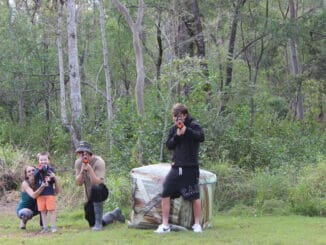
[1,209,325,245]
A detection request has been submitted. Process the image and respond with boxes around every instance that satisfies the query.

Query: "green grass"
[1,210,325,245]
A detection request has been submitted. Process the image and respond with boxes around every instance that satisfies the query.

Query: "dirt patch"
[0,190,20,215]
[0,171,21,195]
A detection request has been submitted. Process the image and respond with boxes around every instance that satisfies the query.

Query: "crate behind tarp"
[128,163,217,229]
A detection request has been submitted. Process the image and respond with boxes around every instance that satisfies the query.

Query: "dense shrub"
[105,173,131,211]
[208,163,256,211]
[289,162,326,216]
[252,170,290,207]
[260,199,290,215]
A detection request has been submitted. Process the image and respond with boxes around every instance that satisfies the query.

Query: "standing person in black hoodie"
[155,103,205,234]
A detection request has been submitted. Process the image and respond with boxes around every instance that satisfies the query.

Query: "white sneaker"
[154,224,171,233]
[192,223,202,233]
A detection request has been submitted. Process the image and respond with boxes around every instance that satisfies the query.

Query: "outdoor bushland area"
[0,0,325,226]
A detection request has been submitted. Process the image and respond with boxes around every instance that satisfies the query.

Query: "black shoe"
[115,208,125,223]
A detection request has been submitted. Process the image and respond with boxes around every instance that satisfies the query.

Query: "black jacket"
[166,116,205,167]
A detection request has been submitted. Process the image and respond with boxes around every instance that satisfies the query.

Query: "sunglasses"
[77,151,92,155]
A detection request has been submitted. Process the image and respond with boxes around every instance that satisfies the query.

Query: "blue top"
[34,166,56,195]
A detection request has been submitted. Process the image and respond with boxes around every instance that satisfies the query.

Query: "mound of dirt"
[0,171,21,216]
[0,190,20,215]
[0,171,21,193]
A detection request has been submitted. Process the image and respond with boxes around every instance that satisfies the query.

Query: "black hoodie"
[166,116,205,167]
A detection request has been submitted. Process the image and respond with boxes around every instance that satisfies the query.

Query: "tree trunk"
[57,0,79,151]
[98,0,114,150]
[221,0,246,112]
[67,0,82,145]
[243,0,267,127]
[174,0,206,60]
[192,0,205,58]
[112,0,145,116]
[289,0,304,119]
[112,0,146,165]
[42,23,51,122]
[226,0,246,87]
[18,89,24,127]
[57,0,68,126]
[156,15,163,81]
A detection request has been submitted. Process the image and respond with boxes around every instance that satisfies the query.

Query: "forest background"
[0,0,325,218]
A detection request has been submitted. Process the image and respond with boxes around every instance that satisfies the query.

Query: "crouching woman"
[16,165,47,229]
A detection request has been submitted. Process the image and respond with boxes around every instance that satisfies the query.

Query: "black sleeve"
[166,126,181,150]
[184,121,205,142]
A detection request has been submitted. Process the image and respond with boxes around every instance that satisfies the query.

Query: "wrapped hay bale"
[129,163,217,229]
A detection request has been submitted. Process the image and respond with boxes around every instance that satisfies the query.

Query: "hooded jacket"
[166,116,204,167]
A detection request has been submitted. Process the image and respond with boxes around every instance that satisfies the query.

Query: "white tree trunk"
[98,0,114,151]
[57,0,68,125]
[67,0,82,142]
[112,0,145,116]
[57,0,79,147]
[98,0,113,121]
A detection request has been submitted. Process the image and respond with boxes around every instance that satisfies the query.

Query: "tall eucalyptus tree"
[67,0,82,146]
[98,0,114,149]
[112,0,145,116]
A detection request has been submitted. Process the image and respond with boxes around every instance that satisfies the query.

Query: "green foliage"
[289,162,326,216]
[207,162,325,217]
[260,199,290,216]
[105,174,131,212]
[252,170,290,208]
[0,143,30,172]
[208,163,256,211]
[57,173,84,209]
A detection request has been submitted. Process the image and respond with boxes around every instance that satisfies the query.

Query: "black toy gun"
[37,163,53,182]
[177,114,184,129]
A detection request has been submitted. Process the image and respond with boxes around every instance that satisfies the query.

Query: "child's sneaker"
[40,227,48,234]
[154,224,171,233]
[192,223,202,233]
[51,227,57,233]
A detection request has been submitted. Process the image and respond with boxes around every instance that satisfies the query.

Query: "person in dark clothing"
[155,103,205,233]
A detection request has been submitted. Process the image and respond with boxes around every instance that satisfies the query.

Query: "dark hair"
[172,103,188,116]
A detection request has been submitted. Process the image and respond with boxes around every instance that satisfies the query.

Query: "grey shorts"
[162,166,200,201]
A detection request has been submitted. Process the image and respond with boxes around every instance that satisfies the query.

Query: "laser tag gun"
[82,155,90,164]
[37,163,49,182]
[177,113,184,129]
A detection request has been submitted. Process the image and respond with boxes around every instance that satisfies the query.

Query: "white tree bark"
[67,0,82,142]
[112,0,145,116]
[57,0,79,147]
[57,0,68,125]
[98,0,113,121]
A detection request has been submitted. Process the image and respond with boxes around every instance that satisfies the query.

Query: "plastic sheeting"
[129,163,217,229]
